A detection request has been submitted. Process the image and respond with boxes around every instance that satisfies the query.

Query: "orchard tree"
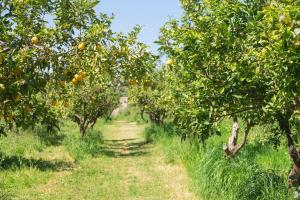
[45,0,157,136]
[157,0,300,190]
[0,0,61,134]
[129,69,172,124]
[0,0,155,137]
[157,0,269,149]
[252,1,300,188]
[70,77,119,137]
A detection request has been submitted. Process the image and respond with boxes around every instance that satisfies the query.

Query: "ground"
[12,121,196,200]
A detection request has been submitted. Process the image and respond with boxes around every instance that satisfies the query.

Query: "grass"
[144,120,293,200]
[112,105,149,124]
[2,106,289,200]
[0,120,105,199]
[0,115,195,199]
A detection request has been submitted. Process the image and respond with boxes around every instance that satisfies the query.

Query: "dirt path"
[25,121,197,200]
[99,121,197,200]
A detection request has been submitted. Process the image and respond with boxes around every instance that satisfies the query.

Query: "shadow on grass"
[101,138,151,157]
[0,154,74,171]
[35,127,65,146]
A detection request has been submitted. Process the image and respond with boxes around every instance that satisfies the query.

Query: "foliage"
[129,70,173,124]
[69,78,119,136]
[0,0,62,134]
[1,0,155,136]
[113,106,148,124]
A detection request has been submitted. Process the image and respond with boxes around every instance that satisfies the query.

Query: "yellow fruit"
[129,79,138,85]
[74,74,83,81]
[79,70,87,78]
[166,59,174,65]
[0,54,3,64]
[31,36,39,45]
[78,42,85,50]
[72,78,78,85]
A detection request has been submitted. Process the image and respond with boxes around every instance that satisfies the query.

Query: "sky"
[96,0,183,53]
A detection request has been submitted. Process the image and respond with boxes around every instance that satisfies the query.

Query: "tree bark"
[80,124,86,137]
[140,108,147,122]
[278,115,300,188]
[223,117,252,157]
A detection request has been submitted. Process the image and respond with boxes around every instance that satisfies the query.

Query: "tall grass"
[0,184,11,200]
[145,123,292,200]
[60,121,104,162]
[0,129,46,162]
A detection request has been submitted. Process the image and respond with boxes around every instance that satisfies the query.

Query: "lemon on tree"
[74,74,83,81]
[31,36,39,45]
[72,78,79,85]
[166,59,173,65]
[78,42,85,50]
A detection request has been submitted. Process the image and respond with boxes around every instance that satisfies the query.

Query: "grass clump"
[62,121,104,162]
[145,123,292,200]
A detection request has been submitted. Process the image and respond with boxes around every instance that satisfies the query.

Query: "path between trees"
[31,121,197,200]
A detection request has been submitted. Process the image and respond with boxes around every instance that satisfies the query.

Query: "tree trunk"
[223,117,252,157]
[278,115,300,188]
[140,108,147,122]
[80,123,87,137]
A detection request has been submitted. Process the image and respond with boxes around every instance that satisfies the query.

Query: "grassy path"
[20,121,196,200]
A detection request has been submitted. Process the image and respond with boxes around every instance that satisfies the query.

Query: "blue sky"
[96,0,182,53]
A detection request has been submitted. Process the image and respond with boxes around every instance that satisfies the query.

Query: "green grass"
[0,120,105,199]
[112,105,149,124]
[3,107,289,200]
[145,121,293,200]
[62,121,104,162]
[0,117,195,200]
